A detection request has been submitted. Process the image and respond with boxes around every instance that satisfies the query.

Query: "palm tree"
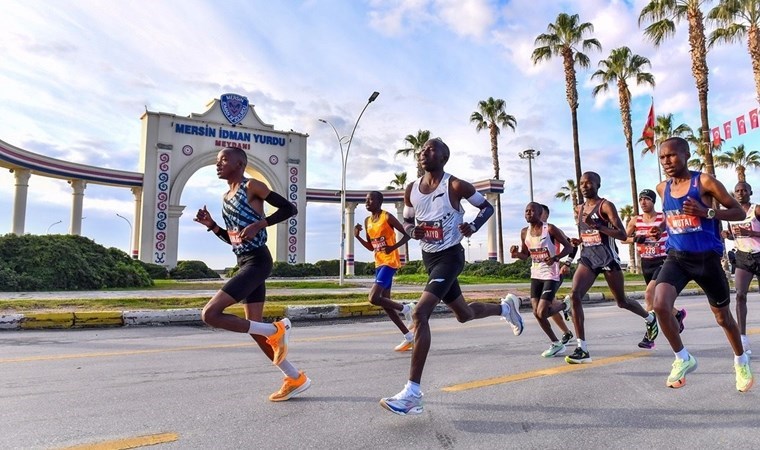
[636,113,695,155]
[686,127,721,170]
[470,97,517,263]
[385,172,408,190]
[619,204,638,273]
[639,0,716,175]
[707,0,760,105]
[715,144,760,182]
[591,47,656,217]
[532,13,601,204]
[395,130,430,178]
[556,178,580,222]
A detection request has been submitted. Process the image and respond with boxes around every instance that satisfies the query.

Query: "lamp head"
[368,91,380,103]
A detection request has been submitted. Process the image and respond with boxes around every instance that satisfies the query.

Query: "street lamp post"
[319,91,380,286]
[116,213,133,256]
[518,149,541,202]
[46,220,62,234]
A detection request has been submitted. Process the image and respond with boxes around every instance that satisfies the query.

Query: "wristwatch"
[706,208,716,219]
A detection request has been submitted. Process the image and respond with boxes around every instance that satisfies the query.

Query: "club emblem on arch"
[220,93,249,125]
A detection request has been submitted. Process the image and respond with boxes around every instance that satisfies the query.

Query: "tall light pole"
[46,220,62,234]
[518,149,540,202]
[116,213,132,255]
[319,91,380,286]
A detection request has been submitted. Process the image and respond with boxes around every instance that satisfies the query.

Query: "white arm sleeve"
[466,191,486,206]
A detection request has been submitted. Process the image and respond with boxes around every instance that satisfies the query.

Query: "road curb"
[0,289,708,331]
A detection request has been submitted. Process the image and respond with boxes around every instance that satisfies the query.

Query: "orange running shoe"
[269,371,311,402]
[266,318,291,365]
[394,338,413,352]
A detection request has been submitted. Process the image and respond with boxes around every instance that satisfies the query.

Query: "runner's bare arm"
[548,224,572,260]
[450,177,493,237]
[354,220,374,252]
[598,201,628,241]
[510,228,530,260]
[386,213,411,253]
[696,173,744,221]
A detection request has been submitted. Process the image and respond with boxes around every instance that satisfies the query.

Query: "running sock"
[577,339,587,352]
[741,335,749,346]
[404,331,414,342]
[401,304,411,315]
[404,380,421,397]
[645,312,655,324]
[675,348,690,361]
[277,359,300,379]
[735,353,750,365]
[248,321,277,336]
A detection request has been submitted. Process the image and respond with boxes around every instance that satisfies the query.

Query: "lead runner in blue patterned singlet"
[379,138,522,416]
[651,137,752,392]
[193,147,310,402]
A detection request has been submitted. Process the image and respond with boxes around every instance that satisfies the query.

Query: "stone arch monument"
[138,94,307,267]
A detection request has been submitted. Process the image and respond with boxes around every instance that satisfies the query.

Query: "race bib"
[370,236,387,251]
[418,220,444,244]
[529,247,550,263]
[580,230,602,246]
[665,209,702,234]
[639,242,659,257]
[228,227,243,249]
[731,221,752,238]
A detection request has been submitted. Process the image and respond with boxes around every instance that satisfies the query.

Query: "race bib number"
[370,236,387,251]
[731,221,752,238]
[665,209,702,234]
[418,220,444,244]
[529,247,550,263]
[228,227,243,249]
[580,230,602,246]
[639,242,659,257]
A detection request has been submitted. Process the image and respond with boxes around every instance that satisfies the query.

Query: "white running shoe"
[402,302,416,325]
[380,390,423,415]
[541,342,566,358]
[500,294,524,336]
[394,337,413,352]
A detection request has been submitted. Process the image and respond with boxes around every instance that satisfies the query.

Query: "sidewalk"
[0,285,705,331]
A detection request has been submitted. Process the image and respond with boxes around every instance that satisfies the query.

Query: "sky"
[1,0,760,270]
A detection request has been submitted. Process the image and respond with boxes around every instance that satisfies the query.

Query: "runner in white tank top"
[510,202,572,358]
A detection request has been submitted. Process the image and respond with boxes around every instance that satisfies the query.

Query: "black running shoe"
[565,347,592,364]
[646,312,659,341]
[638,336,655,349]
[560,331,574,345]
[676,308,687,334]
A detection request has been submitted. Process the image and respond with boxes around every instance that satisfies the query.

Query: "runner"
[651,137,752,391]
[721,181,760,356]
[540,204,574,345]
[194,146,309,402]
[354,191,414,351]
[511,202,573,357]
[565,171,657,364]
[624,189,686,349]
[379,138,523,416]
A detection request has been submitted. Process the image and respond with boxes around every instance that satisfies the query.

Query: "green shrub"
[0,234,152,291]
[169,260,220,279]
[139,261,170,279]
[397,260,426,275]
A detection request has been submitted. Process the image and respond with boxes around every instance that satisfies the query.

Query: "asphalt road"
[2,294,759,449]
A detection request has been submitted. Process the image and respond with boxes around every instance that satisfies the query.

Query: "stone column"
[486,192,498,260]
[69,179,87,235]
[166,205,185,269]
[11,169,31,235]
[131,187,143,259]
[395,201,407,265]
[345,202,358,276]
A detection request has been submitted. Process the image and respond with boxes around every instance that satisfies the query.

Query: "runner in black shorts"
[624,189,685,349]
[652,137,752,391]
[194,146,309,402]
[565,172,656,364]
[540,204,574,344]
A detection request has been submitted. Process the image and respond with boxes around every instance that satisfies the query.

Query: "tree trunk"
[748,24,760,106]
[687,8,714,176]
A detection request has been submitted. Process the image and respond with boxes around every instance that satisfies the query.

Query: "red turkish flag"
[641,103,656,152]
[738,115,747,135]
[724,121,733,140]
[750,109,759,129]
[711,127,721,146]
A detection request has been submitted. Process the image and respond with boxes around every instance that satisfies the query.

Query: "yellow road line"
[59,432,178,449]
[442,351,650,392]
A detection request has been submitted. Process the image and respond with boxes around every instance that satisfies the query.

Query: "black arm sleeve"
[264,191,297,226]
[214,227,231,245]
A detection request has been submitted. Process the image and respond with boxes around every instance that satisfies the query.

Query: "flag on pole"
[750,109,759,129]
[711,127,721,146]
[641,102,655,152]
[738,115,747,135]
[724,121,733,140]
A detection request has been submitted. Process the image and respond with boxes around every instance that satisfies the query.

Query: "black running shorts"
[579,256,621,275]
[735,250,760,275]
[530,279,560,301]
[641,257,666,285]
[421,244,464,304]
[656,249,730,308]
[221,246,273,304]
